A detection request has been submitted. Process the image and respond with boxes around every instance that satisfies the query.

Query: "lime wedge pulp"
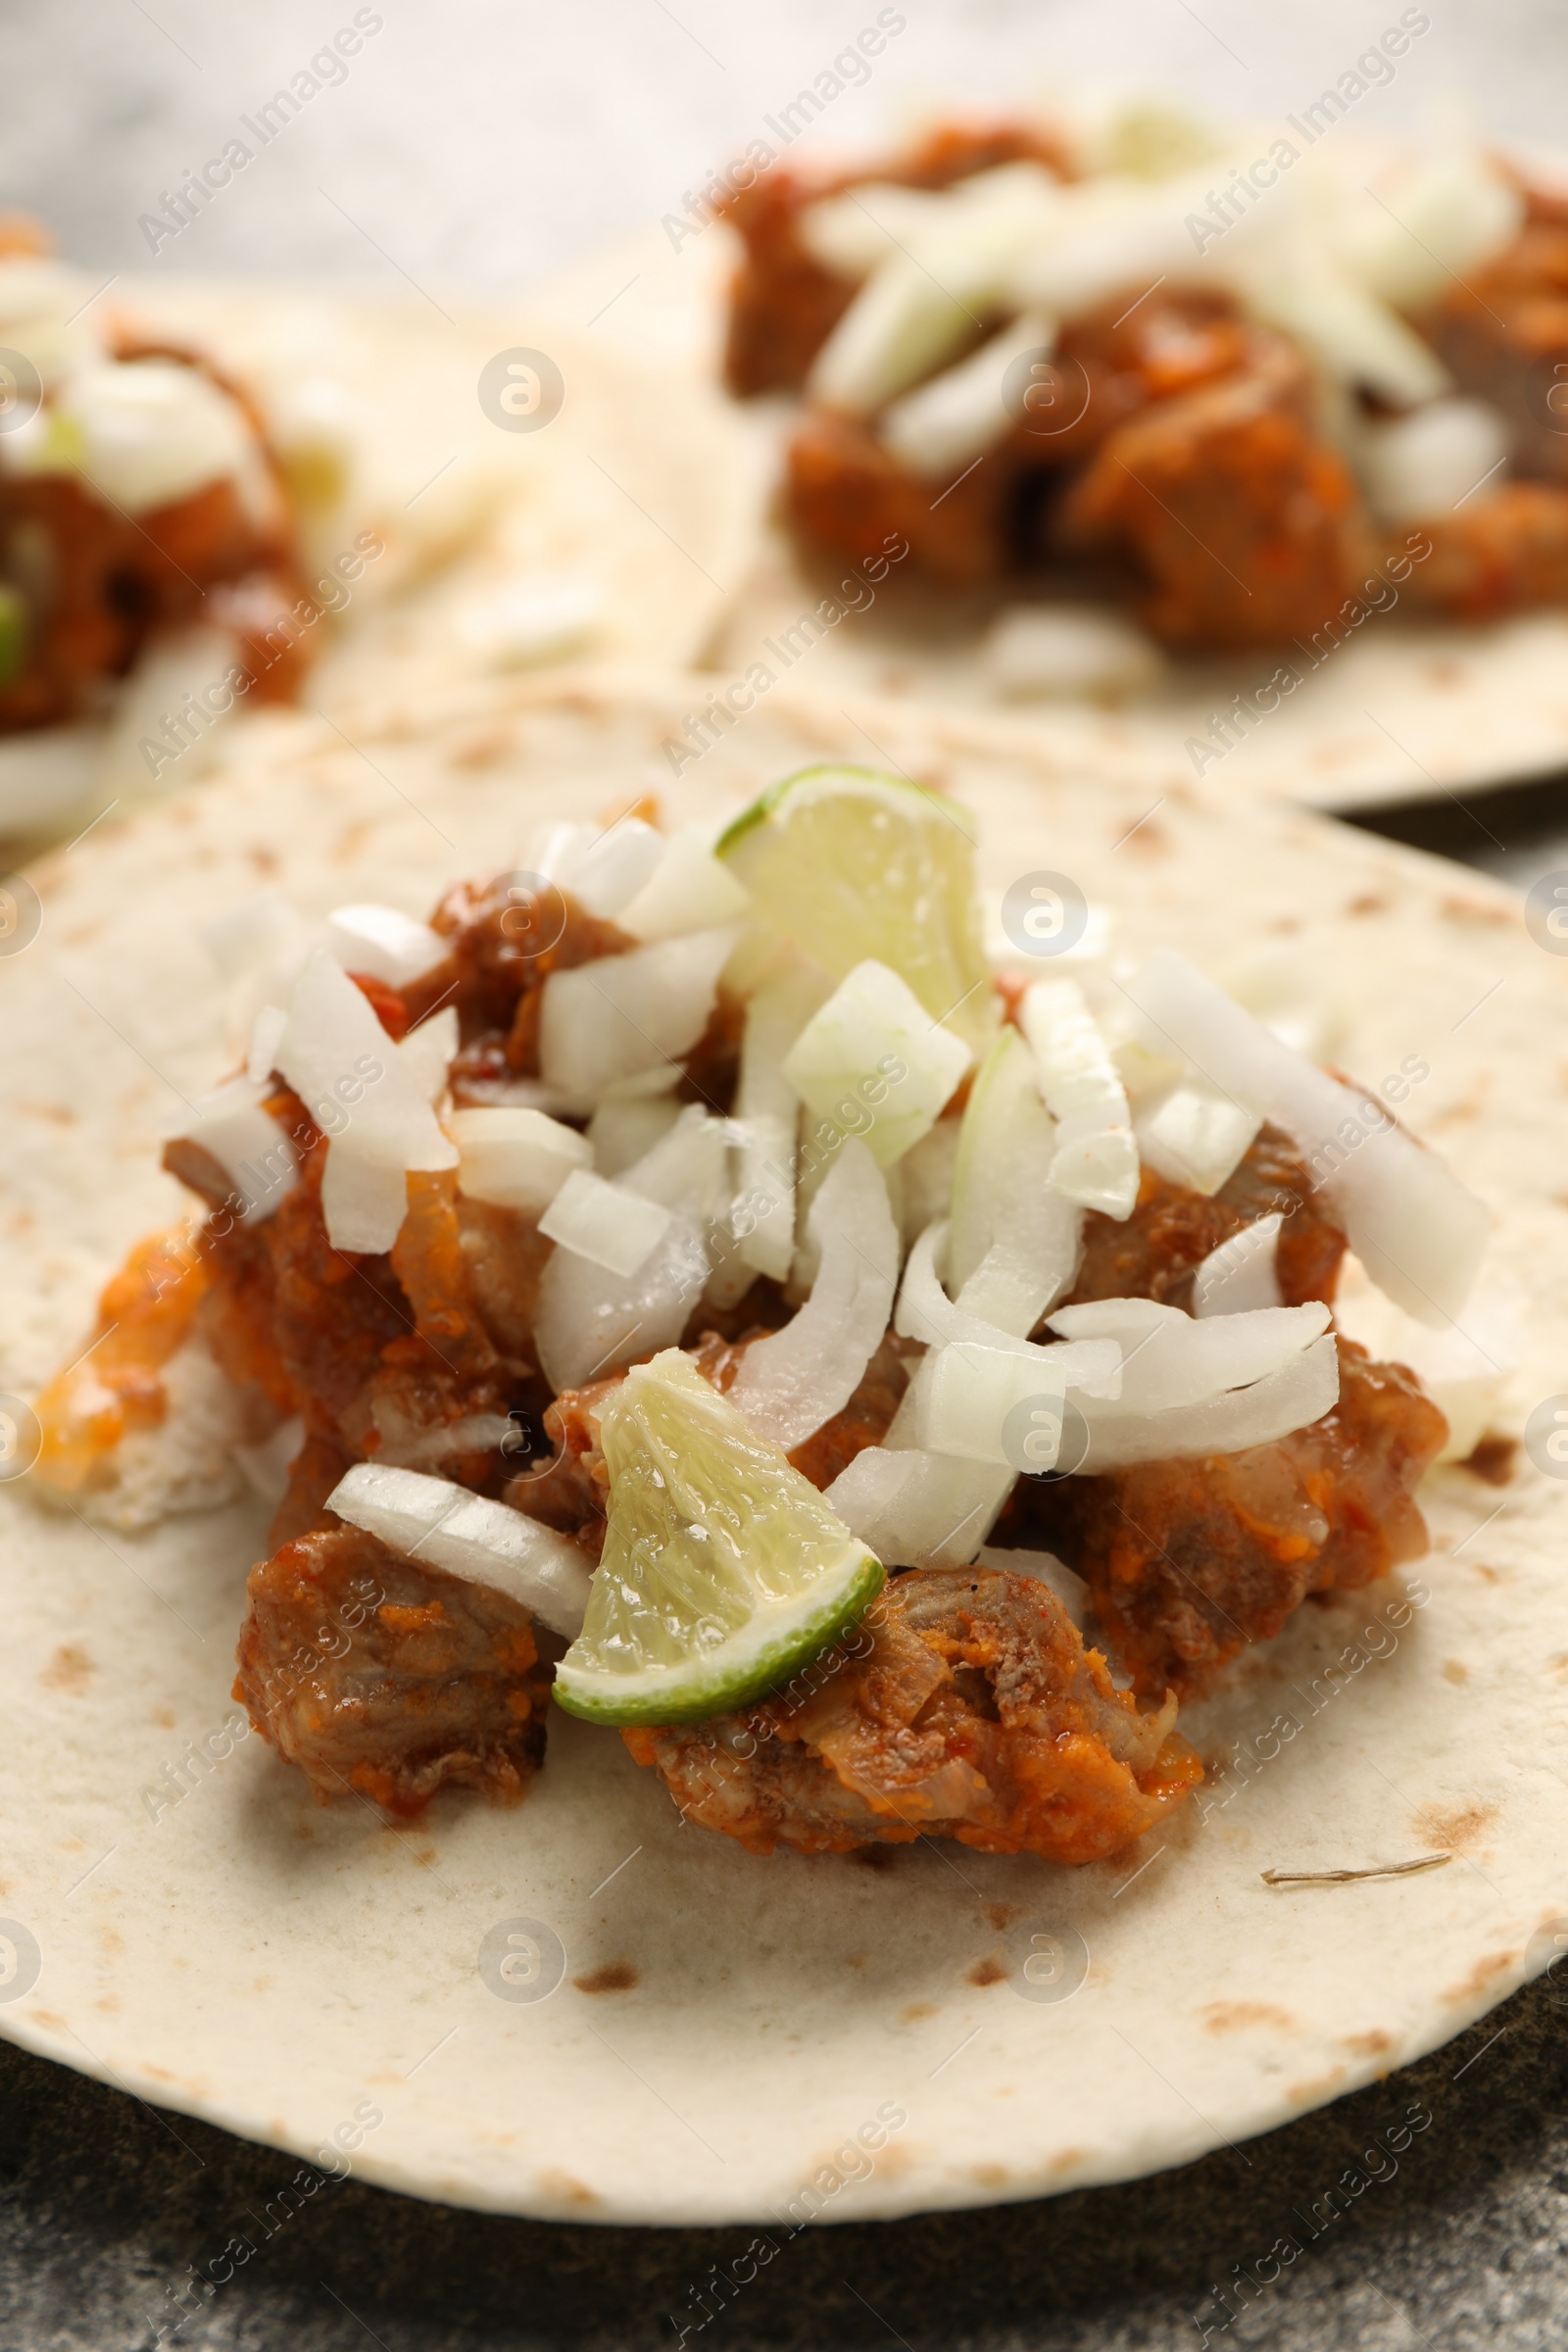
[716,765,995,1053]
[552,1350,885,1726]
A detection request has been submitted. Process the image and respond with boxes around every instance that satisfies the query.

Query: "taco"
[0,673,1562,2225]
[666,96,1568,808]
[0,236,759,839]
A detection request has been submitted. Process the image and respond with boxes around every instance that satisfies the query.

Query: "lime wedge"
[716,765,995,1052]
[552,1350,884,1726]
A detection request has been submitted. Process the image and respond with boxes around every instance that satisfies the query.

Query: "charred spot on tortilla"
[1459,1432,1518,1486]
[572,1961,639,1994]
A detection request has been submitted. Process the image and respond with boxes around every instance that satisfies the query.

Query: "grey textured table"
[5,4,1568,2342]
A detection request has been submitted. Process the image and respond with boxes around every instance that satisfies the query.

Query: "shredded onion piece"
[882,311,1056,478]
[1019,977,1139,1218]
[326,1463,593,1640]
[1192,1214,1283,1316]
[1048,1296,1330,1410]
[732,962,829,1283]
[1063,1333,1342,1470]
[726,1139,899,1452]
[897,1221,1120,1395]
[783,958,971,1171]
[1122,948,1489,1327]
[948,1025,1082,1328]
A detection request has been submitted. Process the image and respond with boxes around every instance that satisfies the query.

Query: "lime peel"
[716,764,996,1054]
[553,1349,885,1727]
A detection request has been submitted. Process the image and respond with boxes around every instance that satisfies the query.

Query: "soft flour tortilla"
[0,673,1565,2227]
[549,215,1568,811]
[0,274,761,841]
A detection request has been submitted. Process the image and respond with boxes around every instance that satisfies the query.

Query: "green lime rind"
[550,1348,888,1729]
[553,1546,884,1726]
[716,763,994,1053]
[713,762,917,856]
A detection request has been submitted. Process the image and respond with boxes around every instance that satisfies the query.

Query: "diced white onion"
[538,1167,672,1277]
[588,1092,683,1178]
[621,1104,736,1218]
[41,360,259,514]
[1019,977,1138,1218]
[899,1117,961,1250]
[881,311,1056,478]
[975,1542,1091,1626]
[450,1103,592,1216]
[531,1111,728,1391]
[326,902,447,990]
[246,1004,288,1086]
[1241,264,1449,407]
[1008,168,1220,317]
[796,181,952,279]
[726,1138,899,1452]
[541,817,664,919]
[400,1006,458,1105]
[947,1025,1082,1332]
[532,1212,708,1394]
[1062,1333,1341,1470]
[326,1462,594,1640]
[1356,398,1509,525]
[1135,1078,1261,1197]
[782,958,971,1171]
[917,1342,1067,1468]
[1122,949,1490,1327]
[616,825,754,944]
[983,604,1165,703]
[538,926,739,1103]
[824,1444,1015,1570]
[896,1220,1118,1396]
[1339,147,1523,314]
[1048,1296,1331,1411]
[808,165,1063,415]
[169,1075,297,1222]
[274,948,456,1254]
[1192,1214,1283,1317]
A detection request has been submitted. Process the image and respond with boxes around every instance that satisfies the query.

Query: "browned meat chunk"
[1063,1121,1347,1313]
[234,1524,549,1816]
[1425,221,1568,484]
[1016,1340,1447,1697]
[0,330,308,733]
[1393,484,1568,618]
[783,287,1261,590]
[625,1564,1200,1862]
[516,1333,912,1555]
[193,1116,532,1547]
[1057,340,1370,648]
[722,121,1071,397]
